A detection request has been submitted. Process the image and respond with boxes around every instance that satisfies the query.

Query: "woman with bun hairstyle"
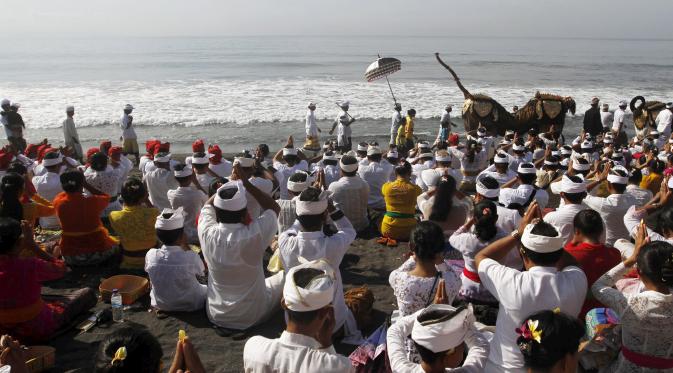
[516,309,584,372]
[592,221,673,372]
[449,200,506,302]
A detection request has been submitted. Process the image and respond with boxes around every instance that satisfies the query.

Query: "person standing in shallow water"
[329,101,355,152]
[63,105,83,162]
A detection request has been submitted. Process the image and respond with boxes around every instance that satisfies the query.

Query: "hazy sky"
[6,0,673,39]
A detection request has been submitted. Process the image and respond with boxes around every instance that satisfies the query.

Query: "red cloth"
[24,143,40,158]
[0,151,13,170]
[156,142,171,154]
[85,147,99,161]
[565,241,622,318]
[53,192,117,256]
[208,144,223,163]
[622,346,673,369]
[192,139,205,153]
[145,140,160,156]
[462,267,481,283]
[0,256,66,315]
[99,141,112,154]
[448,133,459,146]
[108,146,122,160]
[36,144,53,162]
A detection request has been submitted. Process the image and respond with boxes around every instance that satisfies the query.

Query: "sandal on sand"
[376,237,389,245]
[386,238,398,247]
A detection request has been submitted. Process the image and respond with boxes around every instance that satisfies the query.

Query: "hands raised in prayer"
[433,279,448,305]
[168,335,206,373]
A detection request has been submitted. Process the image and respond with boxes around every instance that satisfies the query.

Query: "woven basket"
[100,275,150,305]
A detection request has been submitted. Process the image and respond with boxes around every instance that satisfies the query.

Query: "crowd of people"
[0,97,673,373]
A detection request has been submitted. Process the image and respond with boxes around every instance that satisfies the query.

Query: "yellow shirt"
[23,194,55,223]
[382,178,422,215]
[109,205,159,268]
[640,173,663,195]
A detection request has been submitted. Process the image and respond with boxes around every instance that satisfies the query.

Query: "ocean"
[1,35,673,152]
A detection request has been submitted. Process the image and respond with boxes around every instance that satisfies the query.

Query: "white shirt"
[496,205,521,235]
[145,245,207,312]
[478,165,516,186]
[209,160,233,178]
[625,184,653,207]
[478,259,587,373]
[199,205,280,330]
[167,186,208,244]
[601,110,614,130]
[139,155,153,175]
[195,172,215,192]
[274,160,309,200]
[543,203,587,245]
[244,331,354,373]
[143,168,179,210]
[328,176,370,232]
[391,111,403,138]
[655,109,673,138]
[335,110,352,145]
[623,205,673,244]
[120,113,136,139]
[418,167,463,192]
[583,193,636,246]
[115,156,134,194]
[358,161,393,210]
[611,108,624,132]
[387,311,489,373]
[440,111,451,126]
[306,110,318,138]
[32,172,63,229]
[62,117,82,157]
[278,213,356,332]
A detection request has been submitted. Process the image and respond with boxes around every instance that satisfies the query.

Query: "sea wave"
[3,79,672,130]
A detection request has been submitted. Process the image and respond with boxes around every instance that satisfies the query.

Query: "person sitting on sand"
[313,151,340,188]
[207,144,233,178]
[417,150,461,192]
[516,310,585,373]
[141,142,174,175]
[389,221,461,317]
[0,217,96,343]
[145,207,207,312]
[417,177,471,238]
[277,171,310,234]
[1,173,55,238]
[473,176,521,235]
[273,137,309,199]
[185,139,205,166]
[379,161,422,245]
[54,170,119,266]
[108,146,133,195]
[358,145,394,212]
[143,152,179,210]
[139,139,160,176]
[109,179,159,269]
[448,139,488,192]
[95,327,206,373]
[198,168,283,334]
[234,152,275,219]
[328,155,370,234]
[167,164,208,244]
[387,304,490,373]
[278,187,359,341]
[542,174,588,245]
[32,151,67,229]
[190,152,216,191]
[84,152,123,218]
[500,162,549,209]
[475,202,587,372]
[243,260,354,373]
[450,200,507,303]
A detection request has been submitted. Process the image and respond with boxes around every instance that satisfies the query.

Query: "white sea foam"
[4,79,672,130]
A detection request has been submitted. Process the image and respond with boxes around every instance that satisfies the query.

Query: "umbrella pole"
[385,75,397,104]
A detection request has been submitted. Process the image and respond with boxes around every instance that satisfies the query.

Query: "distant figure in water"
[330,101,355,152]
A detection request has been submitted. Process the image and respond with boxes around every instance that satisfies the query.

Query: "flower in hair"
[516,319,542,344]
[111,346,127,365]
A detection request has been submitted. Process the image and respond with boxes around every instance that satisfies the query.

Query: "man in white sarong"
[63,105,83,162]
[304,102,321,151]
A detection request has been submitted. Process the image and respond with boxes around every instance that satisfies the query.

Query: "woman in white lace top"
[388,221,461,317]
[592,222,673,373]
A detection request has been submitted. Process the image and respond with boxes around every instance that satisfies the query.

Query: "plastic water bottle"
[111,289,124,323]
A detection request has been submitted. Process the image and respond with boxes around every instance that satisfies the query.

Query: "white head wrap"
[498,188,528,207]
[517,163,537,174]
[499,140,511,146]
[418,142,431,150]
[651,130,660,136]
[512,144,526,152]
[560,158,569,167]
[191,154,209,165]
[551,150,560,157]
[603,137,613,144]
[573,161,591,171]
[295,190,330,216]
[561,146,572,155]
[581,140,594,149]
[339,159,359,173]
[367,145,382,156]
[387,150,399,159]
[494,152,509,164]
[154,153,171,163]
[560,174,586,193]
[287,171,311,193]
[607,172,628,185]
[155,207,185,230]
[323,153,338,161]
[42,154,63,167]
[173,166,193,178]
[543,159,558,166]
[476,179,499,198]
[411,304,475,353]
[658,153,669,162]
[505,130,514,137]
[668,177,673,189]
[520,222,564,253]
[124,104,134,111]
[619,100,628,107]
[283,148,298,156]
[66,105,75,112]
[214,180,247,211]
[357,144,368,152]
[435,152,451,163]
[666,102,673,109]
[283,259,335,312]
[419,152,433,159]
[233,157,255,168]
